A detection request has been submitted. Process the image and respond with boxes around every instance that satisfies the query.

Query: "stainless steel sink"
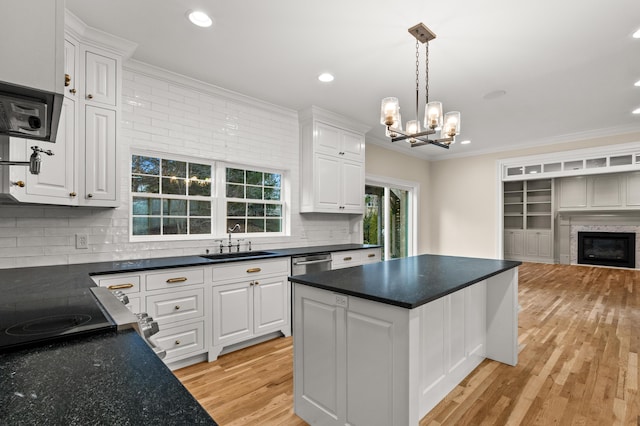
[199,251,276,260]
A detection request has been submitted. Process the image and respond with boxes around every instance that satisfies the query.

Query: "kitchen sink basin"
[199,251,277,261]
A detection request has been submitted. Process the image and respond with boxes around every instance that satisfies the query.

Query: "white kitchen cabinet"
[153,320,205,363]
[209,257,291,361]
[293,270,517,425]
[331,248,382,269]
[299,106,370,214]
[92,272,141,313]
[83,105,117,203]
[504,230,525,258]
[84,51,117,106]
[314,121,364,162]
[0,17,133,207]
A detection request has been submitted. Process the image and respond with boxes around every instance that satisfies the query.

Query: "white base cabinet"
[293,268,518,426]
[209,257,291,361]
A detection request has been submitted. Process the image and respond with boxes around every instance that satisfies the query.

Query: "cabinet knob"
[65,74,71,87]
[13,181,25,188]
[175,340,181,345]
[175,305,181,310]
[69,88,76,94]
[254,281,259,286]
[87,193,93,198]
[87,94,94,100]
[69,192,77,197]
[338,151,345,155]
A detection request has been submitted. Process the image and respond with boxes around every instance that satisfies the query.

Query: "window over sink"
[130,152,286,240]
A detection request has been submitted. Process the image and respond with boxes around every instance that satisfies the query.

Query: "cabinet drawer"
[146,288,204,325]
[125,296,141,314]
[331,250,362,269]
[146,267,205,291]
[212,258,289,284]
[96,274,141,294]
[361,248,381,264]
[154,320,205,361]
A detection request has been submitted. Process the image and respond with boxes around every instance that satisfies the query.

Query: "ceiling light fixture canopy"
[380,23,461,149]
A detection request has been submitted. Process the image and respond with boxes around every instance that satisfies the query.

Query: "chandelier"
[380,23,460,149]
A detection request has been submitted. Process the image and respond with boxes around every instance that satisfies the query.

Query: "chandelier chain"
[415,39,420,124]
[425,42,429,105]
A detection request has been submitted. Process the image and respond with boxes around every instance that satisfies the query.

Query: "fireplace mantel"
[557,212,640,269]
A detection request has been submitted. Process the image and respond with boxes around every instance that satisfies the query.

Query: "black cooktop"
[0,288,116,352]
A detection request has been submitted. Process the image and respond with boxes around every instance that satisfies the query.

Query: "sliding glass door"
[364,183,412,260]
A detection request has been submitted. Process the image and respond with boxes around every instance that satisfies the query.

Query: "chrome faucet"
[227,223,241,252]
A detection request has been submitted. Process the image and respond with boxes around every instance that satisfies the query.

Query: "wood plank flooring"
[174,262,640,425]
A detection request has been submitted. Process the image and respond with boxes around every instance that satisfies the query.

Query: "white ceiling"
[66,0,640,160]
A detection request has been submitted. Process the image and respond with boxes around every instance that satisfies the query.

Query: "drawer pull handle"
[175,305,181,310]
[247,267,261,273]
[175,340,181,345]
[343,257,352,261]
[368,254,376,258]
[108,283,134,290]
[166,277,188,283]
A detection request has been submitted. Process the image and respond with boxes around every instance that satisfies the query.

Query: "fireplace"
[577,232,636,268]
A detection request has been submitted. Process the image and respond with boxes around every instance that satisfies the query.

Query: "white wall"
[427,132,640,258]
[364,143,431,254]
[0,61,359,269]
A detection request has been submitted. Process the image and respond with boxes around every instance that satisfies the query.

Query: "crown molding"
[123,59,298,120]
[65,9,138,58]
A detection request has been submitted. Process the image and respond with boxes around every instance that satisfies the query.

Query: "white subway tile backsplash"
[0,64,356,269]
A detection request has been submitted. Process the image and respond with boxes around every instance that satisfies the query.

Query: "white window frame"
[217,163,287,238]
[364,174,419,259]
[129,149,288,242]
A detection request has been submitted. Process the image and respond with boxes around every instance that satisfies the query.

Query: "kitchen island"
[289,254,521,426]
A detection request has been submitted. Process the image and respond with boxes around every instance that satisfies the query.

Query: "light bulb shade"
[380,97,400,126]
[425,101,443,130]
[385,111,402,137]
[406,119,420,135]
[443,111,461,137]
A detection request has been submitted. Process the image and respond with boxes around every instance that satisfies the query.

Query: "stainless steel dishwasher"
[291,253,332,275]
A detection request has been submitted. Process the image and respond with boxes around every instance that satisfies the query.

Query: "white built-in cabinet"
[557,172,640,210]
[0,13,134,207]
[503,179,554,262]
[299,107,370,214]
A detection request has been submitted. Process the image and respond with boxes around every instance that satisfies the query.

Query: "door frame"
[365,174,419,259]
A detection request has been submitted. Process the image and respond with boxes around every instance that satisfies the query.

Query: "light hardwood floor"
[174,262,640,425]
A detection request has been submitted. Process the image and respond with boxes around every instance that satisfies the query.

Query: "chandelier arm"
[425,41,429,106]
[415,39,420,125]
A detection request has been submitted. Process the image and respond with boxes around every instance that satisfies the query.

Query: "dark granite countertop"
[0,243,378,424]
[0,329,216,425]
[289,254,521,309]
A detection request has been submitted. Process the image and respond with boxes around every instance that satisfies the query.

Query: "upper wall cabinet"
[0,11,137,207]
[299,107,370,214]
[557,171,640,211]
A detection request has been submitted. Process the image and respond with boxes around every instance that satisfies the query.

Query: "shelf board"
[526,201,551,204]
[504,213,524,217]
[504,202,524,205]
[526,213,551,216]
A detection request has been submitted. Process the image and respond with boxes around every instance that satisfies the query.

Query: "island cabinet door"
[293,284,411,426]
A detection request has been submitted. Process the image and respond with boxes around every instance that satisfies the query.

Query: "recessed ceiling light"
[633,28,640,38]
[633,107,640,114]
[460,140,471,145]
[635,80,640,87]
[318,73,334,83]
[187,10,213,28]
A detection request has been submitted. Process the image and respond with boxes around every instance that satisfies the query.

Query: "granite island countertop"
[0,243,378,424]
[289,254,522,309]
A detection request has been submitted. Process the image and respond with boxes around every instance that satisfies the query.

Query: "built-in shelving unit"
[503,179,553,262]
